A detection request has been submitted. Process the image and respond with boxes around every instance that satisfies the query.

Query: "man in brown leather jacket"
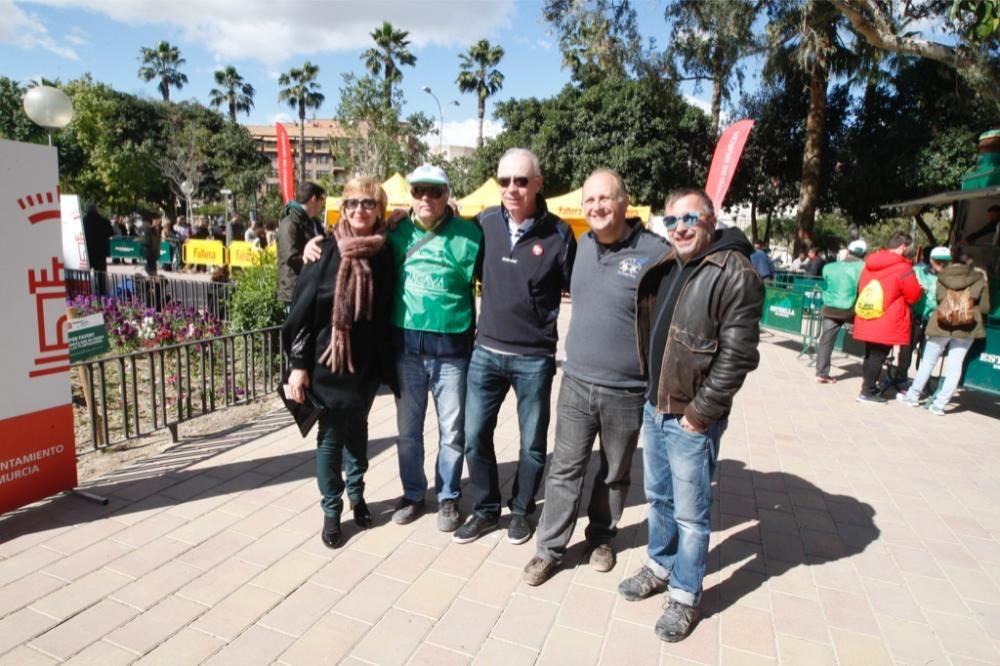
[618,188,764,643]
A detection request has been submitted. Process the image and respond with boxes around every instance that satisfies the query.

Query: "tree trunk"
[299,102,307,185]
[229,98,237,123]
[477,94,486,149]
[710,73,724,137]
[913,212,938,247]
[764,208,773,246]
[161,77,170,102]
[795,43,830,254]
[385,63,395,109]
[750,199,758,243]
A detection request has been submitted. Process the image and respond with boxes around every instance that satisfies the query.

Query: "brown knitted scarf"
[317,217,387,373]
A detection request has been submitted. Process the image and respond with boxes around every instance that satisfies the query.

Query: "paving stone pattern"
[1,308,999,665]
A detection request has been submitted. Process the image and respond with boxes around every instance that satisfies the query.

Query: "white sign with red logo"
[0,139,77,514]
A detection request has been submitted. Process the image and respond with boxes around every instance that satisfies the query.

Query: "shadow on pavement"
[699,459,879,617]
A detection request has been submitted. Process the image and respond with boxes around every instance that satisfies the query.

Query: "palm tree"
[457,40,505,148]
[137,41,188,102]
[766,0,857,250]
[277,61,325,182]
[362,21,417,108]
[208,66,255,123]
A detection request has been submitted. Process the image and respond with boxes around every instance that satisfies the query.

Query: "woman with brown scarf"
[283,176,398,548]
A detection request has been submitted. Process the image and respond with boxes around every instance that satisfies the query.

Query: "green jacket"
[820,256,864,315]
[912,263,938,320]
[387,213,482,334]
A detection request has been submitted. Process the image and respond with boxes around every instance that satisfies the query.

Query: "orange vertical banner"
[704,119,755,213]
[276,123,295,204]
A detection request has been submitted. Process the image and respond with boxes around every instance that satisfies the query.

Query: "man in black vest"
[453,148,577,546]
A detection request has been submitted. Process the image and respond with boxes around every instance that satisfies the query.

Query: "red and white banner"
[60,194,88,271]
[1,139,77,514]
[704,119,755,213]
[276,123,295,204]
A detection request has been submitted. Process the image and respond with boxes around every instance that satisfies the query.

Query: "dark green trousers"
[316,384,378,518]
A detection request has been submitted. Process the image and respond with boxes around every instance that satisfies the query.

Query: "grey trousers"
[815,316,849,378]
[535,374,645,563]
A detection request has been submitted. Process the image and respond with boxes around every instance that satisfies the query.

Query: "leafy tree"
[664,0,765,136]
[158,121,209,221]
[209,65,255,123]
[331,73,431,181]
[277,61,325,183]
[457,39,505,148]
[468,77,712,206]
[137,41,188,102]
[0,76,46,142]
[362,21,417,108]
[542,0,643,86]
[831,0,1000,104]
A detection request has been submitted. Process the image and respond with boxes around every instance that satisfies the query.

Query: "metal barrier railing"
[71,326,285,450]
[65,269,232,322]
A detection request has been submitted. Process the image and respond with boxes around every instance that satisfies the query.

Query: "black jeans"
[861,342,892,394]
[535,375,645,563]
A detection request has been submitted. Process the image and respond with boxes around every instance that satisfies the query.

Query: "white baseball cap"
[407,164,450,187]
[847,239,867,256]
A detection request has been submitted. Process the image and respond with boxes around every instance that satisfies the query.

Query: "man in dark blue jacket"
[453,148,577,546]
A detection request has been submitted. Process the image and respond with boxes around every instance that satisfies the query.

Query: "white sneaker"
[895,393,920,407]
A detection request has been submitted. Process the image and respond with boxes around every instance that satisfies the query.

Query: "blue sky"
[1,0,719,147]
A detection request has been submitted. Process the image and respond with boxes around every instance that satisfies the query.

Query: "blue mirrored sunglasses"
[663,212,702,230]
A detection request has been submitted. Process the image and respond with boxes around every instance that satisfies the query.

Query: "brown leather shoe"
[523,556,557,586]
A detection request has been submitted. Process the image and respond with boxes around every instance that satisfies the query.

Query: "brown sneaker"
[588,543,616,572]
[523,556,557,586]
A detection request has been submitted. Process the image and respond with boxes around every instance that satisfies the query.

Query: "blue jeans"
[395,353,469,503]
[642,401,727,608]
[465,346,555,520]
[905,336,974,410]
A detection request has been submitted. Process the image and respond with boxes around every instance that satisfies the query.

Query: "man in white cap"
[388,164,483,529]
[814,239,867,383]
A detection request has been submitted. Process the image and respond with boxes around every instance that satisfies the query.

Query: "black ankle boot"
[353,500,372,528]
[321,515,342,548]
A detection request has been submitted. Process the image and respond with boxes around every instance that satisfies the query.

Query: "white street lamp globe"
[22,86,74,129]
[181,180,194,196]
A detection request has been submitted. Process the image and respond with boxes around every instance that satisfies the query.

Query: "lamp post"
[180,180,194,227]
[421,86,460,155]
[22,85,74,145]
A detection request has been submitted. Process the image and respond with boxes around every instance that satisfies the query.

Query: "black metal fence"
[71,326,285,450]
[65,269,232,322]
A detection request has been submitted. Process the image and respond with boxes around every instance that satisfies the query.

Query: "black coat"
[283,237,397,409]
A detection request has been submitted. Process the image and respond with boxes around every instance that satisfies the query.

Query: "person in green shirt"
[815,240,866,383]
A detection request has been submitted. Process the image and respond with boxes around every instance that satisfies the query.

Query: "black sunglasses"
[498,176,532,188]
[411,185,446,199]
[663,212,703,230]
[342,198,378,211]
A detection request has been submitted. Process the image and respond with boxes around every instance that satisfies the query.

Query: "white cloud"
[23,0,515,65]
[271,111,293,124]
[64,25,88,46]
[1,0,79,59]
[424,116,504,148]
[683,94,711,116]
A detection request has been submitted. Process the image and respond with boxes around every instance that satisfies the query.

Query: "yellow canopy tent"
[545,188,652,239]
[456,178,501,218]
[324,172,414,228]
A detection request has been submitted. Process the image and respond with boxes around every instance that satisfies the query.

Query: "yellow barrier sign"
[227,241,258,267]
[183,239,225,266]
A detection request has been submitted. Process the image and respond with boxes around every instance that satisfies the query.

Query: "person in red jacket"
[852,231,924,404]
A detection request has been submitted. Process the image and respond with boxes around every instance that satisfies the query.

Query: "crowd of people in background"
[748,232,991,414]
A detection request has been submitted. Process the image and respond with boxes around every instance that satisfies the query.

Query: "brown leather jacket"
[636,229,764,429]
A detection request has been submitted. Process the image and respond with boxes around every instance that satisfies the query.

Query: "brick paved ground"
[1,305,999,665]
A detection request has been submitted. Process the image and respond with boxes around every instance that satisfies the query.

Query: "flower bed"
[68,294,224,354]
